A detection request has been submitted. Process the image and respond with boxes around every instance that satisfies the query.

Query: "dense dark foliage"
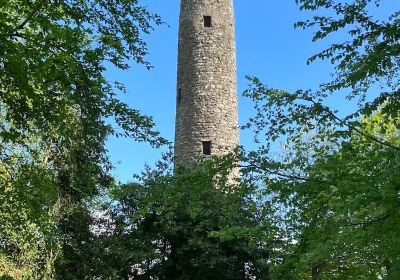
[104,158,275,279]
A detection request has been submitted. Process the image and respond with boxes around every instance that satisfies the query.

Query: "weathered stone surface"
[174,0,239,168]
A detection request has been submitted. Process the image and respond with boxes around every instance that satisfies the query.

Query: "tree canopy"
[0,0,165,278]
[242,0,400,278]
[1,0,399,279]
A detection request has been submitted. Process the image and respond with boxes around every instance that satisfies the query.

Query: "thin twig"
[240,163,329,184]
[8,6,42,38]
[303,97,400,151]
[344,205,400,227]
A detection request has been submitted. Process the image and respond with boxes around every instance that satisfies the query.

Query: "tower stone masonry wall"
[174,0,239,168]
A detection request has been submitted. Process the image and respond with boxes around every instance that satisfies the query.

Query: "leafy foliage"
[2,0,400,279]
[0,0,166,278]
[101,157,279,280]
[242,0,400,279]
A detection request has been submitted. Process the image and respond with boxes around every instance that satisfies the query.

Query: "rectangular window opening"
[204,16,212,28]
[202,141,212,155]
[177,88,182,105]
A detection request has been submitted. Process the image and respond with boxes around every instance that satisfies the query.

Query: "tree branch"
[8,6,42,39]
[240,163,330,184]
[344,205,400,228]
[302,96,400,151]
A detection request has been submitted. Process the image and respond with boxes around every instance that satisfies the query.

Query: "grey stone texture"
[174,0,239,168]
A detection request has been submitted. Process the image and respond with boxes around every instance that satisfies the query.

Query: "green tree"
[246,113,400,279]
[0,0,166,278]
[289,113,400,279]
[99,156,281,280]
[242,0,400,278]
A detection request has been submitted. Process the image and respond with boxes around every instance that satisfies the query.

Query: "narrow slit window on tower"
[177,88,182,105]
[202,141,212,155]
[203,16,212,28]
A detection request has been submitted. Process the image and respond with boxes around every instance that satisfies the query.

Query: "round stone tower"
[174,0,239,168]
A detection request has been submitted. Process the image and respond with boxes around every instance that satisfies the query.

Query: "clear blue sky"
[105,0,397,183]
